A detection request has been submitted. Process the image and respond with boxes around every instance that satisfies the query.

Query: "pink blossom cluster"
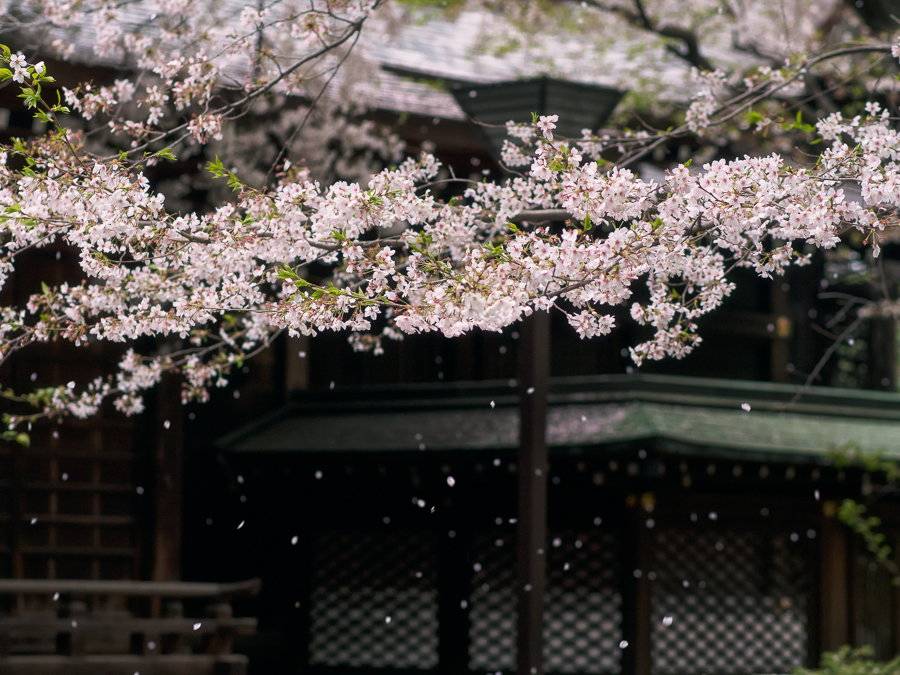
[0,105,895,424]
[11,0,381,146]
[0,2,895,433]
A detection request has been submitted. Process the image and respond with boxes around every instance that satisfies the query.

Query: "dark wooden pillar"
[291,530,314,671]
[621,499,652,675]
[151,372,184,581]
[769,281,792,383]
[867,318,896,390]
[785,257,824,381]
[283,335,310,394]
[894,532,900,655]
[820,505,850,653]
[438,524,472,674]
[9,450,25,580]
[516,310,551,675]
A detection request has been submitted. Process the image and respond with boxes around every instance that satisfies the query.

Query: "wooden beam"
[0,578,260,598]
[516,310,551,675]
[0,654,249,675]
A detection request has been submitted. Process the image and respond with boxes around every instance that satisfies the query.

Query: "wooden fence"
[0,577,259,674]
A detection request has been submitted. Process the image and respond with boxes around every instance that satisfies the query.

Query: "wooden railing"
[0,578,259,674]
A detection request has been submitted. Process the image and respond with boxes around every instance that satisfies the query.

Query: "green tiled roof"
[578,401,900,460]
[217,374,900,463]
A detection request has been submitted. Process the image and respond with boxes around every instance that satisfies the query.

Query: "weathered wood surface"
[0,578,260,598]
[0,578,259,675]
[0,654,247,674]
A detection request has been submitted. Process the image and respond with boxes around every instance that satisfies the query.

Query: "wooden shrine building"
[211,374,900,675]
[1,6,900,673]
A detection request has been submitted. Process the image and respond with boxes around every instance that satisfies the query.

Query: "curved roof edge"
[215,374,900,461]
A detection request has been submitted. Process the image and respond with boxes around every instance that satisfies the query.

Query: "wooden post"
[621,499,652,675]
[151,372,184,582]
[634,516,652,675]
[820,504,850,653]
[769,281,792,383]
[894,532,900,655]
[205,600,235,655]
[291,531,313,672]
[283,335,310,394]
[162,599,186,654]
[9,451,25,580]
[66,599,87,656]
[438,523,471,674]
[516,310,550,675]
[867,318,896,390]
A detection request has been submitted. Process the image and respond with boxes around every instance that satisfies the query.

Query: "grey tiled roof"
[358,9,683,119]
[10,4,700,120]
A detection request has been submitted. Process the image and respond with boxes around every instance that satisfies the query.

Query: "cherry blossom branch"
[577,0,715,71]
[0,12,896,439]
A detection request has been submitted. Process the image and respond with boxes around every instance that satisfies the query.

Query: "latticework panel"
[469,530,516,671]
[309,529,439,669]
[650,526,814,675]
[469,529,623,674]
[545,530,622,674]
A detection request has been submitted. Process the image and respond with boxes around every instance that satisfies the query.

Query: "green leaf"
[226,174,242,192]
[276,266,309,285]
[17,87,40,110]
[206,155,226,177]
[548,158,566,172]
[782,110,815,134]
[153,147,177,161]
[363,189,384,206]
[744,109,764,126]
[1,430,30,447]
[205,156,244,191]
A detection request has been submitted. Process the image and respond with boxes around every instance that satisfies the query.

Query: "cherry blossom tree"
[0,0,897,442]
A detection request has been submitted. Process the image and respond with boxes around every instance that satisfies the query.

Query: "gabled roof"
[216,374,900,462]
